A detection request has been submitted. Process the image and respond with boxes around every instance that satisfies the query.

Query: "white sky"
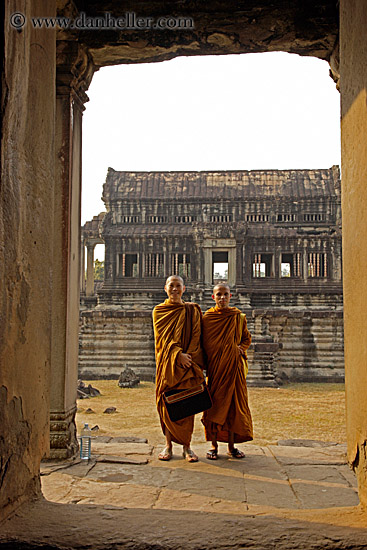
[82,51,341,237]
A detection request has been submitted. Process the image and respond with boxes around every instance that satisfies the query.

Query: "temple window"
[171,253,191,279]
[147,215,168,223]
[281,253,302,277]
[308,252,328,277]
[303,213,325,222]
[144,253,164,277]
[120,215,139,223]
[277,214,296,222]
[174,215,197,223]
[252,253,273,277]
[246,214,269,222]
[209,214,232,222]
[117,253,138,277]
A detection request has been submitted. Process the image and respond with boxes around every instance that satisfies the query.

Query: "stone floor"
[2,437,367,549]
[41,437,359,513]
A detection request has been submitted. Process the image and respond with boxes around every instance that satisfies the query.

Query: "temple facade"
[79,166,343,385]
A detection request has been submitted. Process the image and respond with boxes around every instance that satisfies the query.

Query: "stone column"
[228,247,236,286]
[235,243,243,285]
[331,237,342,281]
[275,245,281,279]
[80,237,86,293]
[203,245,212,286]
[50,42,94,458]
[86,242,96,296]
[303,241,308,282]
[164,238,169,277]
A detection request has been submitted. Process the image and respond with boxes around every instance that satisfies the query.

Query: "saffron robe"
[153,300,205,447]
[201,306,253,443]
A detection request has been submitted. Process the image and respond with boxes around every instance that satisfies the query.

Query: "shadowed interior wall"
[0,0,56,519]
[340,0,367,507]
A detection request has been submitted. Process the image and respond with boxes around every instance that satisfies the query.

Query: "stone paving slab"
[291,481,359,509]
[268,444,348,465]
[91,440,153,456]
[41,472,160,508]
[285,464,350,484]
[88,463,172,487]
[245,476,301,509]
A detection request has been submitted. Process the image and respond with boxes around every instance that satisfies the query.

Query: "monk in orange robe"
[153,275,205,462]
[202,284,253,459]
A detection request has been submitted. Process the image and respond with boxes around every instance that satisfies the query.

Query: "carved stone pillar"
[331,237,342,281]
[203,245,212,286]
[227,247,236,287]
[235,243,243,286]
[50,42,95,458]
[86,242,96,296]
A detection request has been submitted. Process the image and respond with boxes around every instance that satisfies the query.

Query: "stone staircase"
[268,312,344,382]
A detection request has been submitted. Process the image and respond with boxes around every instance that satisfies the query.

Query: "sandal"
[158,447,173,461]
[227,447,245,459]
[183,448,199,463]
[206,448,218,460]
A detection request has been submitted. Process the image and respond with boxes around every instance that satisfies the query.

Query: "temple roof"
[104,166,340,201]
[82,212,106,232]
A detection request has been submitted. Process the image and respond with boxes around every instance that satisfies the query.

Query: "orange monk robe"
[201,306,253,443]
[153,300,205,447]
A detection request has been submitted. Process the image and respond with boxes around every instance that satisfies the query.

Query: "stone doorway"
[2,0,367,537]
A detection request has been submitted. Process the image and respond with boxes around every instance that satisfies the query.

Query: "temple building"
[79,166,343,385]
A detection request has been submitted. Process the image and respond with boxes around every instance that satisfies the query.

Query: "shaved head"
[165,275,184,286]
[213,283,231,293]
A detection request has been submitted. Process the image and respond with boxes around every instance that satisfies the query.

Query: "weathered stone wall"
[79,310,156,380]
[0,0,56,520]
[78,306,344,385]
[340,0,367,507]
[267,311,344,382]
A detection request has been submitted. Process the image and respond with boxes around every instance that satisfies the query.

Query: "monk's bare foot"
[183,447,198,463]
[158,446,173,461]
[227,447,245,459]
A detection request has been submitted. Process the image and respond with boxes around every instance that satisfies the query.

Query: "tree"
[94,259,104,281]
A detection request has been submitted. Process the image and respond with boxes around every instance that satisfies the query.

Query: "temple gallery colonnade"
[2,0,367,523]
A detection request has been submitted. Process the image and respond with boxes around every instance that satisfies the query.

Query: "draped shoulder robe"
[153,300,205,447]
[201,306,253,443]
